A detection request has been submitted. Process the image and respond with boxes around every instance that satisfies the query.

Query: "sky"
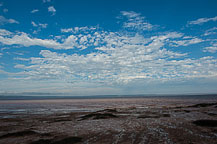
[0,0,217,95]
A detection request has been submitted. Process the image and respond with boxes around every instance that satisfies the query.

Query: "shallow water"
[0,95,216,118]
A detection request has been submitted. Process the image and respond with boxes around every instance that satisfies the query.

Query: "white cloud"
[61,28,73,33]
[0,29,13,36]
[15,43,217,86]
[39,23,47,29]
[48,6,56,15]
[0,29,103,49]
[203,46,217,53]
[3,9,8,13]
[13,52,24,56]
[1,11,217,92]
[43,0,51,3]
[0,53,2,57]
[171,37,204,47]
[0,25,204,52]
[0,47,10,52]
[31,21,47,28]
[31,9,39,13]
[203,41,217,53]
[120,11,155,31]
[188,16,217,25]
[61,26,97,33]
[0,15,19,25]
[31,21,37,27]
[204,27,217,36]
[0,30,61,49]
[14,57,30,61]
[9,30,217,86]
[31,21,48,34]
[14,64,26,69]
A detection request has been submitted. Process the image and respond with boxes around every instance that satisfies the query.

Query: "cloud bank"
[0,15,19,25]
[0,11,217,94]
[188,16,217,25]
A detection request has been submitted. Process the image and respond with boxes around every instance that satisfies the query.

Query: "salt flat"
[0,97,217,144]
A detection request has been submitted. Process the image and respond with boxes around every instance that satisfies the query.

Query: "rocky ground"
[0,98,217,144]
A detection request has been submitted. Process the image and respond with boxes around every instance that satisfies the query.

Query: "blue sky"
[0,0,217,95]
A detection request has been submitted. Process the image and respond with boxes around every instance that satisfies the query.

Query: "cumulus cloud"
[14,57,30,61]
[48,6,56,15]
[0,15,19,25]
[120,11,155,31]
[1,11,217,90]
[61,26,97,33]
[188,16,217,25]
[43,0,51,3]
[204,27,217,36]
[15,43,217,86]
[203,41,217,53]
[61,28,73,33]
[0,30,61,48]
[3,8,8,13]
[0,29,13,36]
[31,21,37,27]
[31,21,48,33]
[203,46,217,53]
[10,30,217,86]
[170,37,204,47]
[0,29,104,49]
[31,9,39,13]
[38,23,47,28]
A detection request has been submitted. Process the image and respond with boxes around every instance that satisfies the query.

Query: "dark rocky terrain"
[0,98,217,144]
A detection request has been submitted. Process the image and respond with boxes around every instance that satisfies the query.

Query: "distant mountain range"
[0,93,217,100]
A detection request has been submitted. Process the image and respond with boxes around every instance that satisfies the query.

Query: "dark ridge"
[30,139,52,144]
[0,130,38,139]
[96,108,117,113]
[52,137,82,144]
[192,120,217,127]
[174,106,183,109]
[188,102,217,108]
[138,113,170,119]
[79,112,118,120]
[0,118,23,123]
[40,133,53,137]
[138,115,160,119]
[183,110,191,113]
[30,137,82,144]
[51,117,72,123]
[205,113,217,116]
[162,114,171,117]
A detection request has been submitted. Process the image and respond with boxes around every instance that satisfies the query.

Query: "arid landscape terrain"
[0,97,217,144]
[1,0,217,143]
